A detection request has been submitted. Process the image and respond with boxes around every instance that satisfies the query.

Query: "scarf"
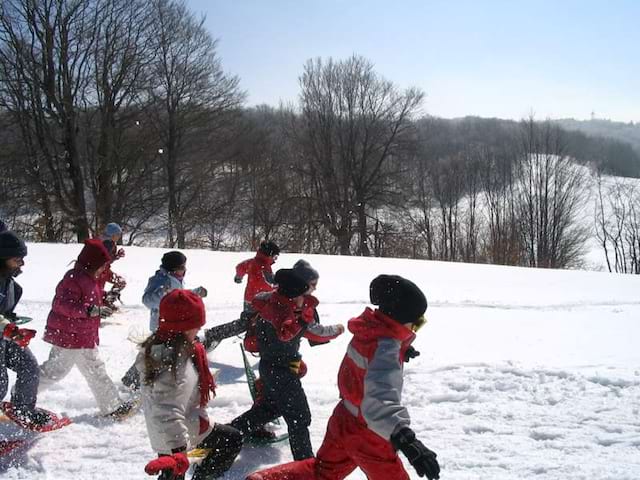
[192,341,216,407]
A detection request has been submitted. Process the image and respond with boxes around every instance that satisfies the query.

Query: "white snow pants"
[38,345,122,414]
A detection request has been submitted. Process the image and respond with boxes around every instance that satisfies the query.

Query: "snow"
[2,243,640,479]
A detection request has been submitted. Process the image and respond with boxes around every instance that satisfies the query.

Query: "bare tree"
[515,117,589,268]
[0,0,103,240]
[298,55,423,255]
[147,0,244,248]
[594,174,640,273]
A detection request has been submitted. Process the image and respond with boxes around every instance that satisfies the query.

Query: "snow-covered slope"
[3,243,640,479]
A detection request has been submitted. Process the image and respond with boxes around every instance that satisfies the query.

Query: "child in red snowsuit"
[246,275,441,480]
[234,240,280,311]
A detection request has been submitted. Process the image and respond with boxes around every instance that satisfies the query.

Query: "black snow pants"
[230,360,313,461]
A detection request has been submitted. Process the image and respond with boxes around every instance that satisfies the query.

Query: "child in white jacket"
[137,289,242,480]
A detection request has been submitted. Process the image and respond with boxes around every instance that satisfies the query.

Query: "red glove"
[2,323,36,348]
[144,453,189,476]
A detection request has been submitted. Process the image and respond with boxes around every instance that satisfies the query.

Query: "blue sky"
[187,0,639,122]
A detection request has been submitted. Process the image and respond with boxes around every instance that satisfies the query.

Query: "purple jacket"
[44,266,103,349]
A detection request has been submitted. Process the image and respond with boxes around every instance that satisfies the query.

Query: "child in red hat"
[38,239,135,418]
[138,289,242,480]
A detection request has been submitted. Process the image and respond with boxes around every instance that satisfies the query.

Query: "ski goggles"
[411,315,428,333]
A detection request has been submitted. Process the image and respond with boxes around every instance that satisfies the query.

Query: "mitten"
[115,248,125,259]
[404,346,420,363]
[391,427,440,479]
[288,359,307,377]
[144,452,189,476]
[193,286,208,298]
[88,305,113,318]
[2,323,37,348]
[234,276,242,284]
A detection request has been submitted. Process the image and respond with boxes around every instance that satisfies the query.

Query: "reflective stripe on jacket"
[337,307,415,441]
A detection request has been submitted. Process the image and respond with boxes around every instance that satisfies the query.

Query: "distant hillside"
[555,118,640,154]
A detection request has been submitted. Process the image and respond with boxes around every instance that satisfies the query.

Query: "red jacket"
[235,251,275,302]
[337,308,415,440]
[44,265,104,349]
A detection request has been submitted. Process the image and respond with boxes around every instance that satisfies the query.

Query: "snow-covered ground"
[2,243,640,479]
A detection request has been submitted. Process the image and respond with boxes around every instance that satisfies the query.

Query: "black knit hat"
[258,240,280,257]
[293,259,319,283]
[275,268,308,298]
[0,231,28,259]
[369,274,427,325]
[161,251,187,271]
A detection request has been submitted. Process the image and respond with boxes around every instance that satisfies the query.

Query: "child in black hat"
[246,274,440,480]
[230,268,344,461]
[0,231,51,426]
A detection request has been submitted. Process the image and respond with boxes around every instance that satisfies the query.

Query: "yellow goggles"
[411,315,427,333]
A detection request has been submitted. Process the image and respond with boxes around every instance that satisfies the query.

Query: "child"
[230,269,344,461]
[138,289,242,480]
[234,240,280,312]
[98,223,127,311]
[122,251,207,390]
[0,231,49,426]
[38,239,135,418]
[245,275,441,480]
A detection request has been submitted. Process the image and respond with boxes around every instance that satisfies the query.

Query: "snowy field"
[2,243,640,479]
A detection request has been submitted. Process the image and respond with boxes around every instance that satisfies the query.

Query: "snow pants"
[38,345,122,414]
[246,402,409,480]
[0,338,39,410]
[231,362,313,460]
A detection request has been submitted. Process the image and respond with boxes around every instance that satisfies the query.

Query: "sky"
[186,0,640,123]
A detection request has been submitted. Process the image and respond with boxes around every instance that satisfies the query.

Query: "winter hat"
[158,289,206,334]
[0,231,27,259]
[258,240,280,257]
[77,239,111,271]
[274,268,309,298]
[161,251,187,271]
[104,223,122,237]
[293,259,319,283]
[369,274,427,325]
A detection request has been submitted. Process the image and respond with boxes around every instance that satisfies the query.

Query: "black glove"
[404,346,420,363]
[234,276,242,284]
[88,305,113,319]
[391,427,440,479]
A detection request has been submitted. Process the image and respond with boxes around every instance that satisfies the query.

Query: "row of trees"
[1,0,638,272]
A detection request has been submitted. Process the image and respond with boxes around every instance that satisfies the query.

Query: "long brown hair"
[140,333,194,386]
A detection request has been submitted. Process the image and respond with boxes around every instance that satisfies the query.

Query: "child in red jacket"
[245,275,440,480]
[234,240,280,312]
[38,239,135,418]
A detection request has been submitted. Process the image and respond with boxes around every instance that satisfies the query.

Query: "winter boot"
[247,425,277,442]
[12,406,52,428]
[106,399,139,420]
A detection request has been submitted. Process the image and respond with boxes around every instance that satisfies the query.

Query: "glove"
[144,452,189,476]
[115,248,125,259]
[288,359,307,377]
[404,346,420,363]
[87,305,114,318]
[193,286,208,298]
[335,324,345,335]
[391,427,440,479]
[112,274,127,289]
[2,323,37,348]
[234,276,242,284]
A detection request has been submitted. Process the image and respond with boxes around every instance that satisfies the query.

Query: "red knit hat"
[158,289,206,334]
[77,239,111,272]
